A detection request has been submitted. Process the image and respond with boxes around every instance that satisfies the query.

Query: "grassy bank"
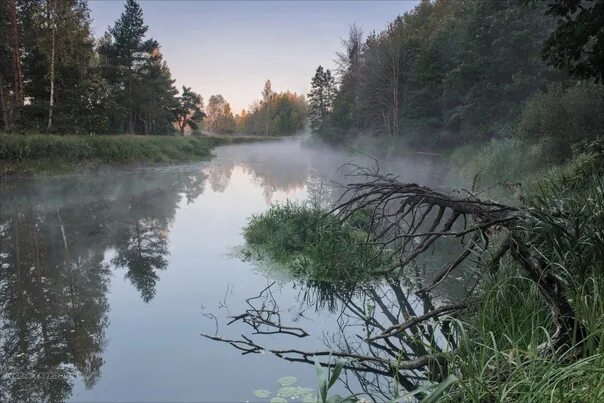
[440,140,604,401]
[243,136,604,401]
[0,134,261,176]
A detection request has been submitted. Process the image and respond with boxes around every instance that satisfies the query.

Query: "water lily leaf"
[302,393,317,403]
[270,398,288,403]
[278,386,299,398]
[277,376,298,386]
[297,387,314,395]
[253,389,271,398]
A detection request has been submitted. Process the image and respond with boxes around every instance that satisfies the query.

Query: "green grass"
[442,272,604,402]
[243,202,387,284]
[0,133,261,176]
[440,163,604,402]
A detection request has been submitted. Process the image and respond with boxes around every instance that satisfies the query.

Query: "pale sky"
[89,1,419,112]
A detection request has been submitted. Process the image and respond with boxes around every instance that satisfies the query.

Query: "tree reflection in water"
[0,166,207,401]
[203,277,459,401]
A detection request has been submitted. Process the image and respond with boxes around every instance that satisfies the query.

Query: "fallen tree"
[330,168,587,354]
[202,167,591,396]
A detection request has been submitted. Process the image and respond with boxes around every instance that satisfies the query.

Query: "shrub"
[517,83,604,159]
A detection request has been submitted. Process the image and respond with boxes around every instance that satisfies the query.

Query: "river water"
[0,137,465,401]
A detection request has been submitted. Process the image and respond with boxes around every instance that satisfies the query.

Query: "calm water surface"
[0,138,461,401]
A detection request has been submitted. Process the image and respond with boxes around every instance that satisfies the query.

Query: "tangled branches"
[331,168,586,353]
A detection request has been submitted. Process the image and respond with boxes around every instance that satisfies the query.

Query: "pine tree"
[307,65,335,134]
[102,0,154,133]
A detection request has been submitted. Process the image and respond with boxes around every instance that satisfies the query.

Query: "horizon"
[88,0,418,112]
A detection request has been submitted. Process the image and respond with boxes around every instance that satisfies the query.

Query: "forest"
[0,0,306,136]
[307,0,603,159]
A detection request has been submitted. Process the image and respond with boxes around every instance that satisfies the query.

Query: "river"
[0,137,466,401]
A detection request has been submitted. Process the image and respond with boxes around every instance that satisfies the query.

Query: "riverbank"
[0,134,266,177]
[241,135,604,401]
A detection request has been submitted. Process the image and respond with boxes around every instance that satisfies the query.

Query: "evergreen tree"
[101,0,156,133]
[307,66,335,134]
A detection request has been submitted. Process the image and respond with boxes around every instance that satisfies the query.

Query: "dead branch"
[366,302,467,342]
[330,171,587,354]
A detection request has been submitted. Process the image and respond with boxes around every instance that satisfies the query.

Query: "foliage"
[307,66,336,135]
[204,94,235,134]
[441,166,604,402]
[99,0,180,134]
[243,202,385,283]
[517,83,604,158]
[174,86,205,135]
[314,361,359,403]
[448,138,548,200]
[0,0,214,136]
[542,0,604,82]
[235,87,306,136]
[443,272,604,402]
[312,0,568,147]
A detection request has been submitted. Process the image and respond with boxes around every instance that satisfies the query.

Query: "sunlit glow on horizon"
[88,0,418,112]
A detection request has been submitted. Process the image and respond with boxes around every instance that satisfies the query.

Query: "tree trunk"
[127,59,134,134]
[8,0,24,107]
[265,105,269,136]
[47,24,56,132]
[0,75,10,131]
[509,233,587,355]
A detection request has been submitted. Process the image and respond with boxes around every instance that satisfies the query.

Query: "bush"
[443,168,604,402]
[517,83,604,159]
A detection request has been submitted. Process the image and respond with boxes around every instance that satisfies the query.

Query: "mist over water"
[0,137,466,401]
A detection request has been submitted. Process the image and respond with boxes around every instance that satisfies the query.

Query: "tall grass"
[0,134,255,175]
[443,271,604,402]
[442,165,604,402]
[448,138,549,200]
[243,202,386,283]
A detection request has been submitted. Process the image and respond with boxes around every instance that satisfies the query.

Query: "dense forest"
[0,0,306,136]
[307,0,603,158]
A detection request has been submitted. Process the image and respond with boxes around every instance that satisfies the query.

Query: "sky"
[88,0,419,112]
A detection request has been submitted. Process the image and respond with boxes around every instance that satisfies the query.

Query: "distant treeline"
[308,0,604,156]
[0,0,307,136]
[203,81,307,136]
[235,81,307,136]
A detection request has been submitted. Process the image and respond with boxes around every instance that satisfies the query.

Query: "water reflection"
[0,167,207,401]
[0,137,456,401]
[204,276,457,401]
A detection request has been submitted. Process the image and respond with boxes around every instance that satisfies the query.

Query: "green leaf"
[327,362,343,390]
[302,393,317,403]
[277,376,298,386]
[270,398,288,403]
[315,361,328,403]
[253,389,271,398]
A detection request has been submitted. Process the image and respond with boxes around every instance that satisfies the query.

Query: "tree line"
[0,0,203,135]
[0,0,307,136]
[308,0,604,156]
